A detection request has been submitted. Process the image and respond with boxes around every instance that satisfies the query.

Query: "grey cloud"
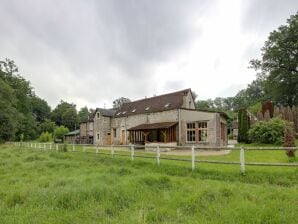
[241,0,298,34]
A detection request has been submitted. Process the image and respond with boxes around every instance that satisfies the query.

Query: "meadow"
[0,144,297,224]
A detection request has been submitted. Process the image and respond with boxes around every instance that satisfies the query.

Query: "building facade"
[91,89,228,147]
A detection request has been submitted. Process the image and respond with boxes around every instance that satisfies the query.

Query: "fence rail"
[9,142,298,175]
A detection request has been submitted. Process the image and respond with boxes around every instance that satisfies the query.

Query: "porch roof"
[127,122,177,131]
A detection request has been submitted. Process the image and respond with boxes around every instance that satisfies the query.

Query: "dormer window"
[145,107,150,111]
[122,111,127,115]
[132,109,136,113]
[116,112,121,116]
[164,103,171,108]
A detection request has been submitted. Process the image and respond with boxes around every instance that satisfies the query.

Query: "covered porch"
[127,122,177,145]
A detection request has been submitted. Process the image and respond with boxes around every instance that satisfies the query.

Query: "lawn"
[0,144,297,223]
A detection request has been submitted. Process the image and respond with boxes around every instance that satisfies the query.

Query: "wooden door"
[121,130,125,144]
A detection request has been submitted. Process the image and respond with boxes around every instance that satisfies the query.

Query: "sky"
[1,0,297,110]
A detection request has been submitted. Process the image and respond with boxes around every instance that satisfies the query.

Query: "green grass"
[0,144,297,223]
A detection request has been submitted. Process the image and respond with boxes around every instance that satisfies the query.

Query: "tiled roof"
[128,122,178,131]
[95,108,116,117]
[64,129,80,136]
[115,89,191,117]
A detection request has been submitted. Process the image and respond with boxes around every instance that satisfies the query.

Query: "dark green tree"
[237,109,250,143]
[250,12,298,107]
[51,101,78,130]
[78,106,89,123]
[31,96,51,122]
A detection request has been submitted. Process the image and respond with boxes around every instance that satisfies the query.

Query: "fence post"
[96,145,99,154]
[83,146,86,152]
[130,144,134,161]
[50,143,52,150]
[44,143,46,151]
[111,144,114,157]
[240,147,245,175]
[72,144,75,152]
[192,145,195,171]
[157,145,160,166]
[56,144,58,152]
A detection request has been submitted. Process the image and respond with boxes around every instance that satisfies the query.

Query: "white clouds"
[0,0,297,109]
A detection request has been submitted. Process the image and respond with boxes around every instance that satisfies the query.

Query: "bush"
[248,118,286,145]
[238,109,250,143]
[283,123,296,157]
[39,132,53,142]
[53,126,69,143]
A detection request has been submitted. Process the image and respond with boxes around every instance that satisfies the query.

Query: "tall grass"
[0,144,297,223]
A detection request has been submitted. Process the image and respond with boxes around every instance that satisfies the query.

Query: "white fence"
[10,142,298,175]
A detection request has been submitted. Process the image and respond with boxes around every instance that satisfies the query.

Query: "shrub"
[39,131,53,142]
[283,123,296,157]
[238,109,250,143]
[53,126,69,143]
[248,118,286,145]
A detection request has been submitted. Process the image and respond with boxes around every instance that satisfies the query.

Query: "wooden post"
[72,144,75,152]
[111,144,114,157]
[240,147,245,175]
[130,144,134,161]
[56,144,58,152]
[192,145,195,171]
[157,145,160,166]
[50,144,52,150]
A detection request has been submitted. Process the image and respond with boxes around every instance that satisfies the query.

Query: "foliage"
[248,118,286,145]
[39,132,53,142]
[238,109,250,143]
[39,119,56,134]
[0,77,19,142]
[78,106,89,123]
[51,101,78,130]
[250,12,298,107]
[31,96,51,122]
[112,97,131,109]
[53,126,69,142]
[283,123,296,157]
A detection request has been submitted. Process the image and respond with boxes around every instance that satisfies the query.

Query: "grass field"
[0,144,297,223]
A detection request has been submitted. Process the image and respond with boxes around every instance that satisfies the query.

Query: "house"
[78,117,94,144]
[92,89,228,147]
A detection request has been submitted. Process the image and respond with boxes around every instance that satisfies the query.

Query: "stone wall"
[93,115,112,145]
[111,109,178,145]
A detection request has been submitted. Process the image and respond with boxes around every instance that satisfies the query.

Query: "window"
[164,103,171,108]
[113,128,117,138]
[116,112,121,116]
[145,107,150,111]
[97,113,100,118]
[132,109,136,113]
[122,111,127,115]
[97,133,100,140]
[187,122,196,142]
[198,121,207,142]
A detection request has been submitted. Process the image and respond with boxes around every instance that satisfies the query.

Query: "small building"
[79,118,94,144]
[64,130,80,143]
[93,89,228,147]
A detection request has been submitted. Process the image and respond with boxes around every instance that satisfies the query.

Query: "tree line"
[0,59,94,142]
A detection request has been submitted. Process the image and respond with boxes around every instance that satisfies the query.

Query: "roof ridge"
[121,88,191,105]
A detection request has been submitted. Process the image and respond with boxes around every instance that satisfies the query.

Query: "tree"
[112,97,131,109]
[31,96,51,122]
[53,125,69,142]
[78,106,89,123]
[250,12,298,107]
[238,109,250,143]
[0,77,19,141]
[51,101,78,130]
[40,119,56,134]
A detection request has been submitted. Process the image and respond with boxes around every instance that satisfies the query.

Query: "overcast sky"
[1,0,297,109]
